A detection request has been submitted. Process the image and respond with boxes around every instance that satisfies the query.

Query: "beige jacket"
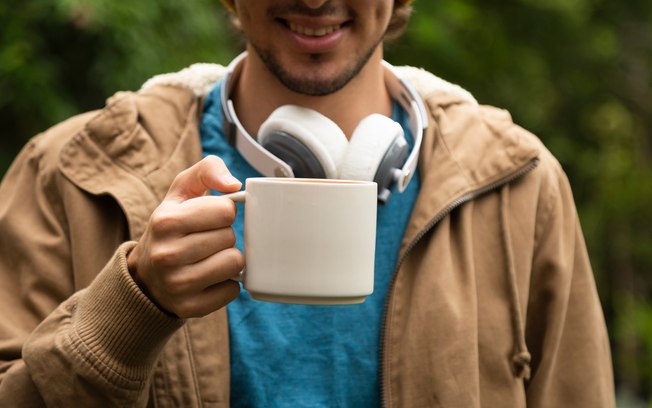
[0,63,614,407]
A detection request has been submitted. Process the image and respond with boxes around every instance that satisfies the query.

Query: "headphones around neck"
[221,52,428,203]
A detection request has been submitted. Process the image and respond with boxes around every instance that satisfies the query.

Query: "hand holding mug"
[127,155,244,318]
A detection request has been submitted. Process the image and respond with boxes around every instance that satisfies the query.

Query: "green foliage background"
[1,1,650,405]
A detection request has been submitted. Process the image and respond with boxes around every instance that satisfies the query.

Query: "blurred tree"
[1,0,651,404]
[0,0,239,173]
[387,0,652,402]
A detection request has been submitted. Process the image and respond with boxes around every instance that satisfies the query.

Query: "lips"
[288,22,342,37]
[281,18,347,53]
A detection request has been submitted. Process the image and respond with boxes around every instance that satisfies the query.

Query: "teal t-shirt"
[200,81,420,407]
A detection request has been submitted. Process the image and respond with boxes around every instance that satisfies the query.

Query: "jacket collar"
[59,85,204,239]
[400,91,540,253]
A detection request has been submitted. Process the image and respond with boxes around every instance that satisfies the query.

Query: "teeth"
[289,22,341,37]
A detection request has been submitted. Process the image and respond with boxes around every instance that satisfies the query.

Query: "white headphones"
[221,52,428,203]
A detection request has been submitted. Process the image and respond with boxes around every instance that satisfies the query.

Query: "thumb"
[166,155,242,203]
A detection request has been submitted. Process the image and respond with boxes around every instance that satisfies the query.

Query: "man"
[0,0,614,406]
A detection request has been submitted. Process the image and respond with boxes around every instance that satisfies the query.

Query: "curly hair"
[222,1,414,42]
[385,1,414,41]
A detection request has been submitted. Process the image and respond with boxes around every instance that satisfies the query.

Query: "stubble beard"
[250,37,383,97]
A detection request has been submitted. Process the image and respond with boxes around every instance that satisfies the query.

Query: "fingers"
[151,195,238,237]
[128,155,246,318]
[147,226,238,268]
[152,247,245,318]
[167,155,242,203]
[158,247,245,298]
[174,280,241,318]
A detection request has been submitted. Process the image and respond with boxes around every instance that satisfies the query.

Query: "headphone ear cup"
[338,114,406,183]
[258,105,348,179]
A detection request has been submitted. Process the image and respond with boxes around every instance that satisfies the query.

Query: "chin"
[264,53,365,96]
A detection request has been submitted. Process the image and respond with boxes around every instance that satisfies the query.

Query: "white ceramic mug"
[224,178,377,305]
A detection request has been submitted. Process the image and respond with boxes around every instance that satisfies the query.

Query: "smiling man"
[230,0,397,142]
[237,0,390,93]
[0,0,614,407]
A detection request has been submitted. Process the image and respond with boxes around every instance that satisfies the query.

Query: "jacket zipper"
[378,158,539,407]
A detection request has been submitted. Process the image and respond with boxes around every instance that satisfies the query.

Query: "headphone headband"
[221,51,427,194]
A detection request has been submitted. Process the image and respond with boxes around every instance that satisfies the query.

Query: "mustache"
[266,2,350,19]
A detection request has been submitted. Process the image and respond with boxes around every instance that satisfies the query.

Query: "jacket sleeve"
[524,161,615,407]
[0,135,184,406]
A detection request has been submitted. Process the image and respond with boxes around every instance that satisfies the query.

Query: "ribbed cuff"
[69,241,184,388]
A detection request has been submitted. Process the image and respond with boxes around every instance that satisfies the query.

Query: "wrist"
[125,243,177,317]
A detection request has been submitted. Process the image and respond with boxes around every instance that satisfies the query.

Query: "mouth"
[277,16,350,54]
[288,21,342,37]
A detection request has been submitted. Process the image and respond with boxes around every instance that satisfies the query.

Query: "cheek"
[370,1,394,32]
[354,0,393,20]
[236,6,254,31]
[235,3,268,35]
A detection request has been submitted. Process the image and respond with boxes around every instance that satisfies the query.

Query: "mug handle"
[220,190,247,282]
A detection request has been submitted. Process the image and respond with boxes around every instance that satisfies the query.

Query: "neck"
[232,47,392,140]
